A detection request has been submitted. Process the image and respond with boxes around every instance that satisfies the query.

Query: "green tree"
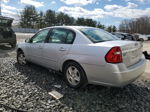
[85,18,96,27]
[76,18,86,26]
[37,11,45,28]
[112,25,117,32]
[56,12,75,25]
[96,22,105,29]
[63,14,75,25]
[107,26,112,32]
[20,5,39,28]
[45,9,56,27]
[76,18,97,27]
[19,6,111,31]
[106,25,117,32]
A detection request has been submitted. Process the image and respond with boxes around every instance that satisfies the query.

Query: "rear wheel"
[17,51,27,65]
[63,62,88,89]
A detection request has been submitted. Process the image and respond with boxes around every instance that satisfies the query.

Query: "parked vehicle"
[0,16,16,48]
[17,26,146,88]
[112,32,135,41]
[133,34,148,42]
[111,32,125,40]
[146,35,150,40]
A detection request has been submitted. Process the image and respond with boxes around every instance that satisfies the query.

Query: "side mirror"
[25,38,31,43]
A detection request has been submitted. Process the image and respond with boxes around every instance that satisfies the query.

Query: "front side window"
[79,28,119,43]
[31,29,49,43]
[48,28,75,44]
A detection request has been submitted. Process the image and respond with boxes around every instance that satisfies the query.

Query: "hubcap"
[66,66,81,86]
[18,53,26,65]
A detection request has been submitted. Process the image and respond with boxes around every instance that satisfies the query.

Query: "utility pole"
[0,0,1,16]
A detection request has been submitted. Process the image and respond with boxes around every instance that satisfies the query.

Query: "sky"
[1,0,150,26]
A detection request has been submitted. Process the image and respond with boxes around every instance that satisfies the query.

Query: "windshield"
[80,28,119,43]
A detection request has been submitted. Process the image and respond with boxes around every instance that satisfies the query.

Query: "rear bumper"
[112,59,146,86]
[81,57,146,87]
[0,36,16,44]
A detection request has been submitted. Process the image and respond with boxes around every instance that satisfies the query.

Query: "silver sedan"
[17,26,146,88]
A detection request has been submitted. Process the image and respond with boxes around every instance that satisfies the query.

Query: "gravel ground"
[0,57,150,112]
[0,36,150,112]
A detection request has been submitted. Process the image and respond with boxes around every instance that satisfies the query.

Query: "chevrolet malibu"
[17,26,146,88]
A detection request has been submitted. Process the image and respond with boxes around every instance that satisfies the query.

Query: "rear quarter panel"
[59,44,111,71]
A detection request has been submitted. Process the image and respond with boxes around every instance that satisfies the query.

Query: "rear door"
[42,28,75,70]
[26,29,50,65]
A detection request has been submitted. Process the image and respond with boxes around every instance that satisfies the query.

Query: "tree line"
[119,16,150,34]
[19,5,117,32]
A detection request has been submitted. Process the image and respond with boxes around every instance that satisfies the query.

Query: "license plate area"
[131,49,140,59]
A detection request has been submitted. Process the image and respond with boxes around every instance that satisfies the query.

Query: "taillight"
[105,47,123,63]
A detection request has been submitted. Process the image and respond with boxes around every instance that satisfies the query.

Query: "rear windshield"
[79,28,119,43]
[0,19,13,27]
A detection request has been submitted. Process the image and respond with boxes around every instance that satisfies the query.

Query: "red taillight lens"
[105,47,123,63]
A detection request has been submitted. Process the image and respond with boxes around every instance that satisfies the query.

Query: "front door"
[27,29,50,65]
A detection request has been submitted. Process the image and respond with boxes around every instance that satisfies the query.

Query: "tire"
[139,38,144,42]
[63,62,88,89]
[17,50,27,65]
[11,44,16,48]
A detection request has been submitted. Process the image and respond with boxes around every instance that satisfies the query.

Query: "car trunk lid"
[121,42,142,67]
[0,17,14,40]
[95,40,143,67]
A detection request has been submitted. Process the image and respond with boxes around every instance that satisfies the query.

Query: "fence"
[12,28,38,33]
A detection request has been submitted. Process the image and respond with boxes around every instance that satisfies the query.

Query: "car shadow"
[14,62,150,112]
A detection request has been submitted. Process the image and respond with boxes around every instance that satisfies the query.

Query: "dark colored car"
[0,16,16,48]
[112,32,135,41]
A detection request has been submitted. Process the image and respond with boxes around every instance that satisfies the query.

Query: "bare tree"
[119,16,150,34]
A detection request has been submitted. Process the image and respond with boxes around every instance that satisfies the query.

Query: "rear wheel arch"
[62,59,88,88]
[62,60,84,73]
[17,48,23,53]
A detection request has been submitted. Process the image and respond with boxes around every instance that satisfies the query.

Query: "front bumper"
[81,58,146,87]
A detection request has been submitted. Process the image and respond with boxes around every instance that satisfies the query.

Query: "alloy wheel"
[66,66,81,86]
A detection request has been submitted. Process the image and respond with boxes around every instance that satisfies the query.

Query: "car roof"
[42,26,96,31]
[0,16,13,20]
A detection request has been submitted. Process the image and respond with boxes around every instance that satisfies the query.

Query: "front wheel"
[17,51,27,65]
[63,62,88,89]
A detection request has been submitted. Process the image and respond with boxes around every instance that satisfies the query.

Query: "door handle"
[59,47,66,51]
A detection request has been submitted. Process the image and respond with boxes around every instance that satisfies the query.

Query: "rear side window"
[48,28,75,44]
[80,28,118,43]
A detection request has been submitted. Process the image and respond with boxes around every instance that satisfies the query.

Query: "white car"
[134,34,148,41]
[17,26,146,88]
